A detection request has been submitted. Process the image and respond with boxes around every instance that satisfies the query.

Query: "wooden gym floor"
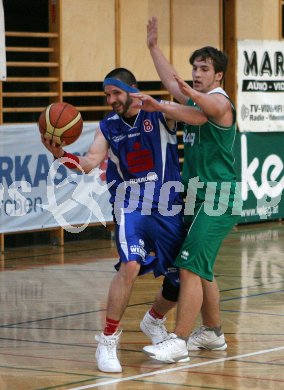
[0,221,284,390]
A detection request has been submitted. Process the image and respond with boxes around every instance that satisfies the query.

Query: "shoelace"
[154,317,166,325]
[155,333,179,349]
[98,331,122,359]
[191,326,207,336]
[96,330,122,346]
[106,339,118,359]
[151,317,167,334]
[190,326,210,342]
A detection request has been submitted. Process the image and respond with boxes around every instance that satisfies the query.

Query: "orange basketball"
[38,102,83,145]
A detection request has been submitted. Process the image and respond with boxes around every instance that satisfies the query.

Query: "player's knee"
[119,261,140,285]
[162,277,180,302]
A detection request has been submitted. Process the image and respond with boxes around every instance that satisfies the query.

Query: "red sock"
[149,307,164,320]
[103,317,119,336]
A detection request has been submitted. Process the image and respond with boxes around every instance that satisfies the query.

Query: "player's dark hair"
[189,46,228,75]
[105,67,138,88]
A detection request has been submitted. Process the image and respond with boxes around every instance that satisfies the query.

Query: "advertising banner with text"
[234,132,284,223]
[0,123,113,234]
[237,40,284,132]
[0,124,283,233]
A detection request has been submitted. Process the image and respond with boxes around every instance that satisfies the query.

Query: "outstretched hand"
[147,17,158,49]
[41,134,65,158]
[130,93,161,112]
[173,74,194,98]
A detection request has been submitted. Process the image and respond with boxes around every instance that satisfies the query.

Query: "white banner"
[237,40,284,132]
[0,122,113,234]
[0,0,6,80]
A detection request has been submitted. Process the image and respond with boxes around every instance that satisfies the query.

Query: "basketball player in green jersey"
[132,17,241,363]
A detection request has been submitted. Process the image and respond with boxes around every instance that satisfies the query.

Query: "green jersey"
[182,87,239,211]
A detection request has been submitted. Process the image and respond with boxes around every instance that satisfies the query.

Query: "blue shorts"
[114,209,185,287]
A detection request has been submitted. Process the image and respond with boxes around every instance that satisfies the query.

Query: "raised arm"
[147,17,188,105]
[42,125,109,173]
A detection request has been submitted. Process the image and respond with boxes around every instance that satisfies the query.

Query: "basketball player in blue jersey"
[42,67,190,373]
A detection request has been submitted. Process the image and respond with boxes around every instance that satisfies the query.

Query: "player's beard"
[113,94,133,116]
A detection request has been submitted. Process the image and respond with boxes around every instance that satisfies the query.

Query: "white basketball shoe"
[143,333,190,363]
[140,310,168,344]
[95,330,122,373]
[187,326,227,351]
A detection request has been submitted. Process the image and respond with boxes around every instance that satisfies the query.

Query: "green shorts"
[175,202,239,281]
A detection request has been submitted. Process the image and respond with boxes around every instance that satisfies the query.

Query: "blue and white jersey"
[100,108,183,212]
